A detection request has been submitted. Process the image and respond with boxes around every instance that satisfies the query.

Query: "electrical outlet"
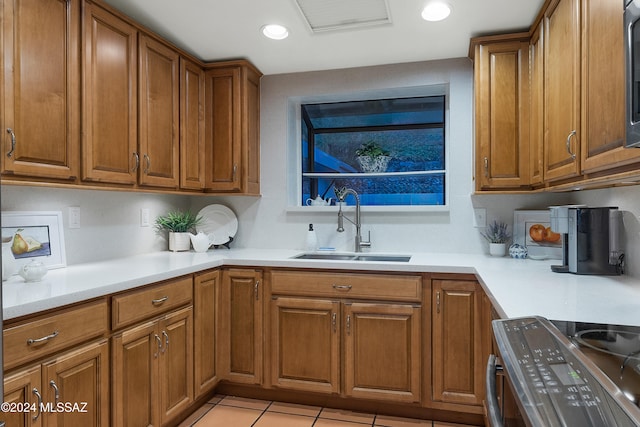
[473,208,487,228]
[69,207,81,229]
[140,208,150,227]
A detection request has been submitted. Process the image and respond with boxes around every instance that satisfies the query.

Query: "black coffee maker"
[549,206,624,275]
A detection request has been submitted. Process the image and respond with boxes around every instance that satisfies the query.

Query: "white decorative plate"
[196,204,238,245]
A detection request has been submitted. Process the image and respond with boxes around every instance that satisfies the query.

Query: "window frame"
[287,85,451,212]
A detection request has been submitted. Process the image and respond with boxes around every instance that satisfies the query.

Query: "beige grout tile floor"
[177,395,473,427]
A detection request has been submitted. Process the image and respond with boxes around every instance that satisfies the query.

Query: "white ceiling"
[101,0,544,76]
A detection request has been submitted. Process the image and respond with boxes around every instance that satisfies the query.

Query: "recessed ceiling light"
[421,1,451,22]
[261,24,289,40]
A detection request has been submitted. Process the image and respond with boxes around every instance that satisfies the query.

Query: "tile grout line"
[249,400,274,427]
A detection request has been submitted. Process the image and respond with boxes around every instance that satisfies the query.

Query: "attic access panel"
[295,0,391,33]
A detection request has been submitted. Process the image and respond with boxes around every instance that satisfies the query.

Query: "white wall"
[205,58,576,254]
[1,58,639,278]
[0,186,193,264]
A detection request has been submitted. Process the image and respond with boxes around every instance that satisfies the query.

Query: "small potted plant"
[482,220,511,257]
[155,211,202,252]
[355,141,392,173]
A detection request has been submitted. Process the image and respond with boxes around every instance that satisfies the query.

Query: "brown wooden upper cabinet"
[180,58,206,191]
[543,0,581,182]
[82,1,138,186]
[204,62,261,194]
[137,34,180,189]
[471,0,640,191]
[473,36,531,191]
[1,0,80,181]
[581,0,640,173]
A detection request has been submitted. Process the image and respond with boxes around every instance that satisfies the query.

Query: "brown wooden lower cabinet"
[3,339,109,427]
[219,268,263,384]
[193,270,220,398]
[270,297,340,394]
[270,296,422,403]
[432,278,486,407]
[111,306,193,426]
[344,302,421,403]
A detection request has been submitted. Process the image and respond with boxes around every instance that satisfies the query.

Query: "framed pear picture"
[1,211,67,270]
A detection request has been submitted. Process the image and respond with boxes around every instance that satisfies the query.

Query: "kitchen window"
[301,95,446,207]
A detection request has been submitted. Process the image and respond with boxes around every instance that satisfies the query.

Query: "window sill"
[286,205,449,213]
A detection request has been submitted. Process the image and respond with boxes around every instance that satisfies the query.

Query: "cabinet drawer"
[3,300,108,370]
[271,271,421,302]
[112,276,193,329]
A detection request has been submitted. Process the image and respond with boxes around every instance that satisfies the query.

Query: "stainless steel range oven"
[486,317,640,426]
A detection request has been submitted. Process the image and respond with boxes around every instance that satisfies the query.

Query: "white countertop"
[3,249,640,326]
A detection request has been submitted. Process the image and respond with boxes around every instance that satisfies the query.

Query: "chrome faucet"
[334,187,371,252]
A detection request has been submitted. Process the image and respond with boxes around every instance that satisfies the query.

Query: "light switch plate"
[140,208,150,227]
[69,207,80,229]
[473,208,486,228]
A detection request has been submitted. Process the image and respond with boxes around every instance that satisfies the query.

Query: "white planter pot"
[489,243,506,257]
[169,232,191,252]
[356,155,391,173]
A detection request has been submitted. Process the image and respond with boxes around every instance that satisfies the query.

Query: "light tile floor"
[178,395,473,427]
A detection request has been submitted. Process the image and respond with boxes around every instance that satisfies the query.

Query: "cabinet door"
[112,320,158,427]
[194,270,220,398]
[3,365,42,427]
[180,57,206,190]
[1,0,79,180]
[82,3,137,185]
[158,306,193,424]
[581,0,640,172]
[271,297,340,394]
[138,34,180,188]
[42,340,110,427]
[344,302,421,403]
[529,24,544,186]
[432,279,484,406]
[204,67,242,192]
[220,268,263,384]
[475,40,530,190]
[543,0,581,181]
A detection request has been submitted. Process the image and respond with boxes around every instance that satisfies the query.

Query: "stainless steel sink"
[292,253,411,262]
[354,255,412,262]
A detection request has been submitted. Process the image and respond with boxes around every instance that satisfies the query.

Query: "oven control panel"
[494,317,639,427]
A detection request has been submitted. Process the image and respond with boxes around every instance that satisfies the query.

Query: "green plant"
[482,220,511,244]
[355,141,390,158]
[155,211,202,233]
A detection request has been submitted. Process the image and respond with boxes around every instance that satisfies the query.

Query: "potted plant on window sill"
[482,220,511,257]
[155,211,202,252]
[355,141,392,173]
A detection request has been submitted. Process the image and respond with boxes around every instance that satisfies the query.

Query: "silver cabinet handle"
[50,380,60,404]
[332,284,352,291]
[6,128,16,158]
[566,130,577,160]
[484,157,489,177]
[255,281,260,300]
[131,152,139,172]
[27,330,59,345]
[152,296,168,305]
[154,334,162,358]
[346,314,351,335]
[436,291,441,314]
[332,313,337,333]
[143,154,151,173]
[32,388,42,421]
[162,330,169,354]
[232,163,238,180]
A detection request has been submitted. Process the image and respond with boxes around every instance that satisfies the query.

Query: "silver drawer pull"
[332,284,352,291]
[152,296,168,305]
[27,330,59,345]
[32,388,42,421]
[6,128,16,158]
